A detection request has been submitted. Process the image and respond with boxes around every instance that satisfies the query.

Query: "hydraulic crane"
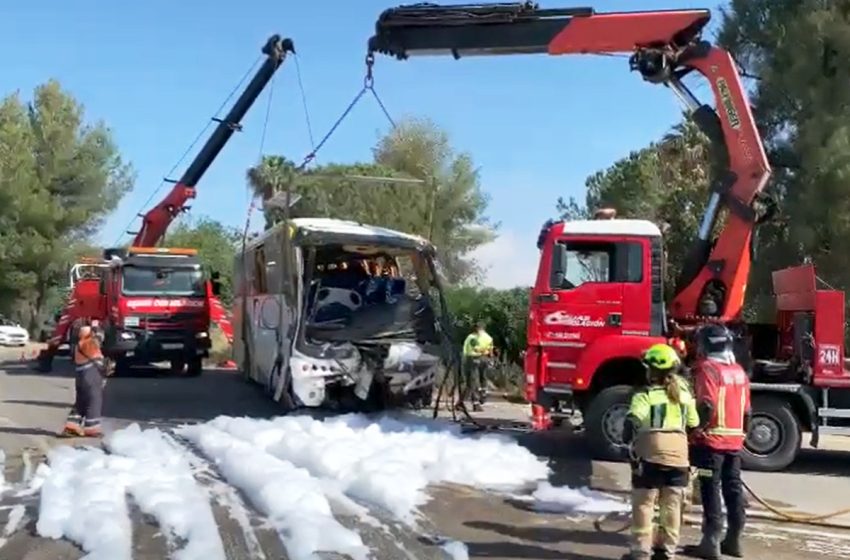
[367,2,772,323]
[366,3,850,471]
[38,35,293,374]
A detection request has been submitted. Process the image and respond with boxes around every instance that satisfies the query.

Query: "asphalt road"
[1,345,850,559]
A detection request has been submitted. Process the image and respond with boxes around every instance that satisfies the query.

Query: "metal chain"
[294,52,396,171]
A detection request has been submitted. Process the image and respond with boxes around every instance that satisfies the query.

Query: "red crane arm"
[132,35,293,247]
[368,2,771,322]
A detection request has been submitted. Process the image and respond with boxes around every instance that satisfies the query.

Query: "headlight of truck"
[124,316,141,327]
[120,331,135,340]
[195,332,209,339]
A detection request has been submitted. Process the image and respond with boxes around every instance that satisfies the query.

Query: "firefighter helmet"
[642,343,681,371]
[694,323,734,356]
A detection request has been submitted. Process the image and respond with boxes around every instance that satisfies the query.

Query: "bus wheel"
[584,385,632,462]
[742,396,801,472]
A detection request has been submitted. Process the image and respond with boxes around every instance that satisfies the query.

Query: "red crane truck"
[38,35,293,376]
[368,2,848,471]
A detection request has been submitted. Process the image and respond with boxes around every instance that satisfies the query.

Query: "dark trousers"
[691,445,746,538]
[69,365,104,427]
[632,461,690,489]
[461,356,488,403]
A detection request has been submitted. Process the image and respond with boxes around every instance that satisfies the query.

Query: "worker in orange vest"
[61,324,108,438]
[684,324,751,559]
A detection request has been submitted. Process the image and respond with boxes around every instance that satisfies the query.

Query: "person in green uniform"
[460,322,494,411]
[622,343,701,560]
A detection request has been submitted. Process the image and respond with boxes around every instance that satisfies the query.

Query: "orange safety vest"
[74,336,104,367]
[691,358,751,451]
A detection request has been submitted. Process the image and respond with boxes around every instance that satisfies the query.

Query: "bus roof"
[245,218,433,251]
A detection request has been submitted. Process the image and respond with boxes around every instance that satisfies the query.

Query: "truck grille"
[133,312,203,330]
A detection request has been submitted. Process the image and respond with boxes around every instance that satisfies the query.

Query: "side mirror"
[551,243,568,288]
[211,280,222,296]
[211,271,221,281]
[98,277,107,296]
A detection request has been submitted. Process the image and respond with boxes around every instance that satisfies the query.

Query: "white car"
[0,318,30,347]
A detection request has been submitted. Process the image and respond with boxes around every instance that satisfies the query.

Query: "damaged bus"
[233,218,450,411]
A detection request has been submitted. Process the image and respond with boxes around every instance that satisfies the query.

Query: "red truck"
[38,35,293,375]
[368,2,850,471]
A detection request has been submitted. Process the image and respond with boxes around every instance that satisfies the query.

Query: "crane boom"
[132,35,294,247]
[368,2,771,322]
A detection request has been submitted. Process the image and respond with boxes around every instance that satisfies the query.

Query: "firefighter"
[684,324,751,560]
[459,322,494,411]
[622,343,700,560]
[61,324,108,438]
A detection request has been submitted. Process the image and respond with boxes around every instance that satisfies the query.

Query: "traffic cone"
[530,404,552,430]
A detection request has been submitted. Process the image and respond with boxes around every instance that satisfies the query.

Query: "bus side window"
[253,245,268,294]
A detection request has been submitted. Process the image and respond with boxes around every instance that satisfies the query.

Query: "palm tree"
[246,155,296,201]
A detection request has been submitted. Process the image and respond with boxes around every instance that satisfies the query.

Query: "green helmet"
[642,343,681,371]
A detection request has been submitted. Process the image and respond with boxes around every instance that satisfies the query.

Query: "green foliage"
[246,117,494,284]
[557,121,711,300]
[444,286,529,366]
[0,80,134,329]
[559,1,850,322]
[719,1,850,298]
[165,216,241,305]
[443,285,529,394]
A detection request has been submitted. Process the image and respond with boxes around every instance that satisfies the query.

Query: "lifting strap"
[294,53,396,172]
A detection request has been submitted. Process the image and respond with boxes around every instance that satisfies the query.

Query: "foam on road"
[29,413,630,559]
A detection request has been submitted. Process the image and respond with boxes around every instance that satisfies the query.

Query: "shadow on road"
[0,426,58,438]
[3,355,285,428]
[3,399,69,408]
[784,447,850,477]
[518,429,597,491]
[465,539,611,559]
[0,360,75,378]
[102,366,283,427]
[465,520,627,548]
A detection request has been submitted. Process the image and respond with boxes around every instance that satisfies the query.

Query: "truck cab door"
[536,238,643,384]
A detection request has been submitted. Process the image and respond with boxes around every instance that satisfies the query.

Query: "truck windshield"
[122,266,205,296]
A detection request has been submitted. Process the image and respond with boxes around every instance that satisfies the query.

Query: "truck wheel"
[743,396,801,472]
[186,357,203,377]
[113,359,131,377]
[584,385,633,461]
[170,360,186,375]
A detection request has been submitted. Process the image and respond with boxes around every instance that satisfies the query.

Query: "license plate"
[162,343,183,350]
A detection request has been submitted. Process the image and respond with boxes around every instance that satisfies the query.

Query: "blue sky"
[1,0,723,287]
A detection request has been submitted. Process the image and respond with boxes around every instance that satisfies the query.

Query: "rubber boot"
[60,421,85,438]
[682,534,720,560]
[720,533,743,558]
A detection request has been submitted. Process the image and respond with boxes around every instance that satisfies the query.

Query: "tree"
[718,0,850,298]
[246,117,495,284]
[165,217,241,305]
[558,121,712,300]
[0,80,134,329]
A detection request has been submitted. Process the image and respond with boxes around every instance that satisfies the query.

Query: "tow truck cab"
[100,247,220,375]
[526,217,665,443]
[528,217,850,472]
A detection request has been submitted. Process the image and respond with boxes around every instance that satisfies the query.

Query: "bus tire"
[584,385,633,462]
[742,395,801,472]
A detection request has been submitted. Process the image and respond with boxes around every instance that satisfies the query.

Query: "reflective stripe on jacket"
[629,377,700,468]
[692,358,751,451]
